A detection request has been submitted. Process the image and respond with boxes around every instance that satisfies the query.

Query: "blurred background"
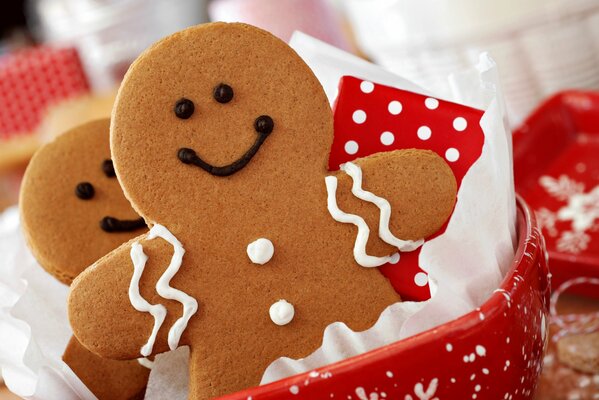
[1,0,599,210]
[1,2,599,398]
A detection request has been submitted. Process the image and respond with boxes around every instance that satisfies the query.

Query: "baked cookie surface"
[68,23,457,399]
[20,119,149,399]
[20,119,145,284]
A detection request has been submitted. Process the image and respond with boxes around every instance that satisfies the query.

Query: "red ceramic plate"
[220,197,549,400]
[513,91,599,298]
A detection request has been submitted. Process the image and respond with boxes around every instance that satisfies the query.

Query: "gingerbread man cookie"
[68,23,457,399]
[20,119,149,400]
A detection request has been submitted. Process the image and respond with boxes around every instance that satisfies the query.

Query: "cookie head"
[111,22,333,227]
[20,119,146,284]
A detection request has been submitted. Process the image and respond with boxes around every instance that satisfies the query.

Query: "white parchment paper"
[0,33,516,400]
[0,207,96,399]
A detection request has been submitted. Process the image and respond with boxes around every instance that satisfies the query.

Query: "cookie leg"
[188,346,266,400]
[63,336,150,400]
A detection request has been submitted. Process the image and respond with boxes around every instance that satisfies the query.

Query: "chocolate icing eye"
[75,182,95,200]
[254,115,274,135]
[174,98,195,119]
[213,83,234,104]
[102,159,116,178]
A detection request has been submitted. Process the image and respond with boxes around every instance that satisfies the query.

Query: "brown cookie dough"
[19,119,149,399]
[20,119,146,285]
[68,23,456,399]
[63,337,147,400]
[557,332,599,374]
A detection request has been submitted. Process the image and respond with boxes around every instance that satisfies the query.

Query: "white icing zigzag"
[325,162,424,267]
[325,176,398,267]
[341,162,424,252]
[148,225,199,351]
[129,243,167,357]
[128,224,198,357]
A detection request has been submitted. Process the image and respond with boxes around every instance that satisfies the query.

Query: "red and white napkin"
[330,75,485,301]
[0,46,89,140]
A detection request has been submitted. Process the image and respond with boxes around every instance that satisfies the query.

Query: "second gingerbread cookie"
[20,119,149,399]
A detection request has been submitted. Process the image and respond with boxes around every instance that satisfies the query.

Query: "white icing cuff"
[340,162,424,252]
[325,176,398,267]
[128,224,198,357]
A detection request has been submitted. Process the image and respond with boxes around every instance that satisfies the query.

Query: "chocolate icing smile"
[177,115,273,177]
[100,216,146,233]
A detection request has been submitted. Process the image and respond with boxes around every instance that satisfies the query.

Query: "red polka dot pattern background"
[329,76,485,301]
[0,47,90,140]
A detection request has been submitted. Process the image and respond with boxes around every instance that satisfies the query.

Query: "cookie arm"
[330,149,457,253]
[68,233,179,360]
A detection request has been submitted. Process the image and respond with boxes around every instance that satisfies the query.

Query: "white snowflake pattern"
[556,231,591,254]
[538,175,598,254]
[535,208,558,237]
[404,379,439,400]
[556,186,599,232]
[356,387,381,400]
[538,175,584,201]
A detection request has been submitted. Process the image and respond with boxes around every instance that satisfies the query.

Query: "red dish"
[513,91,599,298]
[220,197,549,400]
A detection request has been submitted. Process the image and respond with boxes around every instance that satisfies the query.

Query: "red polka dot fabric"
[329,76,485,301]
[0,47,90,140]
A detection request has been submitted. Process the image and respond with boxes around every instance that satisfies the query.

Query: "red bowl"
[220,197,550,400]
[513,91,599,299]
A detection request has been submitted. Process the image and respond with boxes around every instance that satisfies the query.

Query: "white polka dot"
[425,97,439,109]
[417,126,432,140]
[476,345,487,357]
[453,117,467,131]
[414,272,428,287]
[446,343,453,352]
[380,131,395,146]
[344,140,359,155]
[289,385,299,395]
[360,80,374,93]
[388,253,400,264]
[445,148,460,162]
[352,110,367,124]
[388,100,402,115]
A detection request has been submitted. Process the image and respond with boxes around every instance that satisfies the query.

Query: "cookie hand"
[68,233,180,360]
[329,149,457,260]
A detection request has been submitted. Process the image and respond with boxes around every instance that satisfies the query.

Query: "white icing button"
[388,100,402,115]
[247,238,274,265]
[417,126,432,140]
[269,300,295,326]
[445,148,460,162]
[344,140,359,155]
[352,110,367,124]
[360,80,374,93]
[388,253,400,264]
[425,97,439,109]
[380,131,395,146]
[453,117,468,131]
